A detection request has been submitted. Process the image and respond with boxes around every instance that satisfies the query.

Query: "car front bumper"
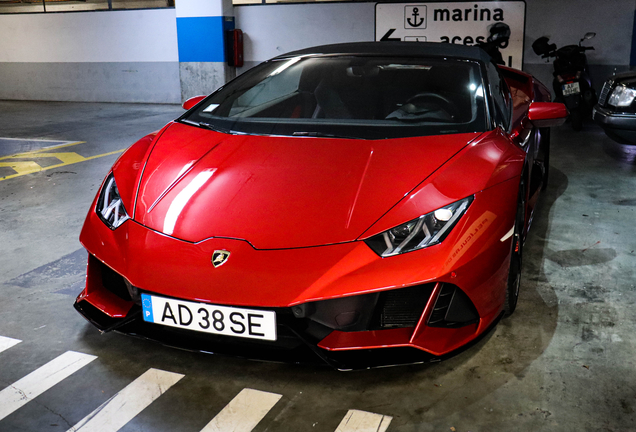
[75,178,518,368]
[593,104,636,144]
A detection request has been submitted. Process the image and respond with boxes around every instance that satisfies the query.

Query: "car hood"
[608,70,636,85]
[134,122,480,248]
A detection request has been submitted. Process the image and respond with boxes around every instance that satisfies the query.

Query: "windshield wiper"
[200,122,234,134]
[292,131,361,140]
[384,115,450,124]
[181,119,235,135]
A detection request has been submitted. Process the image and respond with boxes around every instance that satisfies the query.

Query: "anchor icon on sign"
[407,7,425,27]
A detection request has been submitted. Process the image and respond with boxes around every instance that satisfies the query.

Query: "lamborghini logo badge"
[212,250,230,268]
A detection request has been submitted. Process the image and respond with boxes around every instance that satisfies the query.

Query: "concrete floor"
[0,100,635,432]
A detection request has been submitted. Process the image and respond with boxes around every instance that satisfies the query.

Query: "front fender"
[360,130,524,238]
[110,123,174,217]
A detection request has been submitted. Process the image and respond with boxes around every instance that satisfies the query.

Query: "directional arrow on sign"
[380,29,401,42]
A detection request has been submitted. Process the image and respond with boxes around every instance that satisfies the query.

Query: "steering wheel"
[386,92,459,122]
[403,92,459,119]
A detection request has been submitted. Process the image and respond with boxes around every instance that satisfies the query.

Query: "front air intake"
[298,283,436,332]
[91,255,138,303]
[374,283,436,328]
[100,262,132,301]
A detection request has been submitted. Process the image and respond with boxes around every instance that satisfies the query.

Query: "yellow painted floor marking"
[6,152,87,165]
[0,161,43,177]
[0,141,84,158]
[0,141,125,181]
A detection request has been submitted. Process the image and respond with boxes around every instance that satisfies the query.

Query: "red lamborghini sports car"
[75,42,567,368]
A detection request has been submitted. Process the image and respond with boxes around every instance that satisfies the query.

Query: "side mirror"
[182,95,207,110]
[583,32,596,41]
[528,102,568,127]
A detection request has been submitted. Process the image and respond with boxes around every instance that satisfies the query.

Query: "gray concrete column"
[175,0,236,101]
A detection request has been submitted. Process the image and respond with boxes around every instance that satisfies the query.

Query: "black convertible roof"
[275,41,493,63]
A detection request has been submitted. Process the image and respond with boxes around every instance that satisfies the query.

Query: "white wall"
[523,0,634,65]
[0,1,634,102]
[4,2,629,67]
[0,9,178,63]
[0,8,180,103]
[236,2,375,66]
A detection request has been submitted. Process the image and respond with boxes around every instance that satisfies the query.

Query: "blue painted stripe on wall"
[177,16,232,62]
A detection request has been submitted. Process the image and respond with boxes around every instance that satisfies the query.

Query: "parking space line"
[334,410,392,432]
[0,335,395,431]
[0,336,21,354]
[0,351,97,421]
[200,388,282,432]
[66,368,184,432]
[0,141,125,181]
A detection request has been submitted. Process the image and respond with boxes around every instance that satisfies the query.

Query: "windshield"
[182,55,488,140]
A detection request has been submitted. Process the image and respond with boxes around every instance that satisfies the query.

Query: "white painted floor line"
[334,409,393,432]
[0,350,97,421]
[66,368,184,432]
[200,388,282,432]
[0,335,21,354]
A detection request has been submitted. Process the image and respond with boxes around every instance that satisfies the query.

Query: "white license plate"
[562,82,581,96]
[141,293,277,341]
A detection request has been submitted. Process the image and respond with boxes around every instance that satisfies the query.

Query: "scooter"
[532,33,597,131]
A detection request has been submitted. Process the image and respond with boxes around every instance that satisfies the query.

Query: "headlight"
[364,196,473,257]
[96,173,130,229]
[608,85,636,107]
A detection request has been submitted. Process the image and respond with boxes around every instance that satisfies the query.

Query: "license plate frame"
[141,293,277,341]
[562,82,581,96]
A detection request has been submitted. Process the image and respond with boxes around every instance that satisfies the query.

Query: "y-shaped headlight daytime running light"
[96,173,130,230]
[365,196,474,257]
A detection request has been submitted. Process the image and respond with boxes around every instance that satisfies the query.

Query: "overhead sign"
[375,1,526,69]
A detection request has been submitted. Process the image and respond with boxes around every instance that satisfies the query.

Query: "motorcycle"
[532,32,597,131]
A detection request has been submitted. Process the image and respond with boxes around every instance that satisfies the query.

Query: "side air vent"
[427,284,479,328]
[97,259,137,302]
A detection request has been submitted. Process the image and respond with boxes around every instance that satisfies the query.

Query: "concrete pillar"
[175,0,236,102]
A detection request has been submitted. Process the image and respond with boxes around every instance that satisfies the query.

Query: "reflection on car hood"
[134,122,480,248]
